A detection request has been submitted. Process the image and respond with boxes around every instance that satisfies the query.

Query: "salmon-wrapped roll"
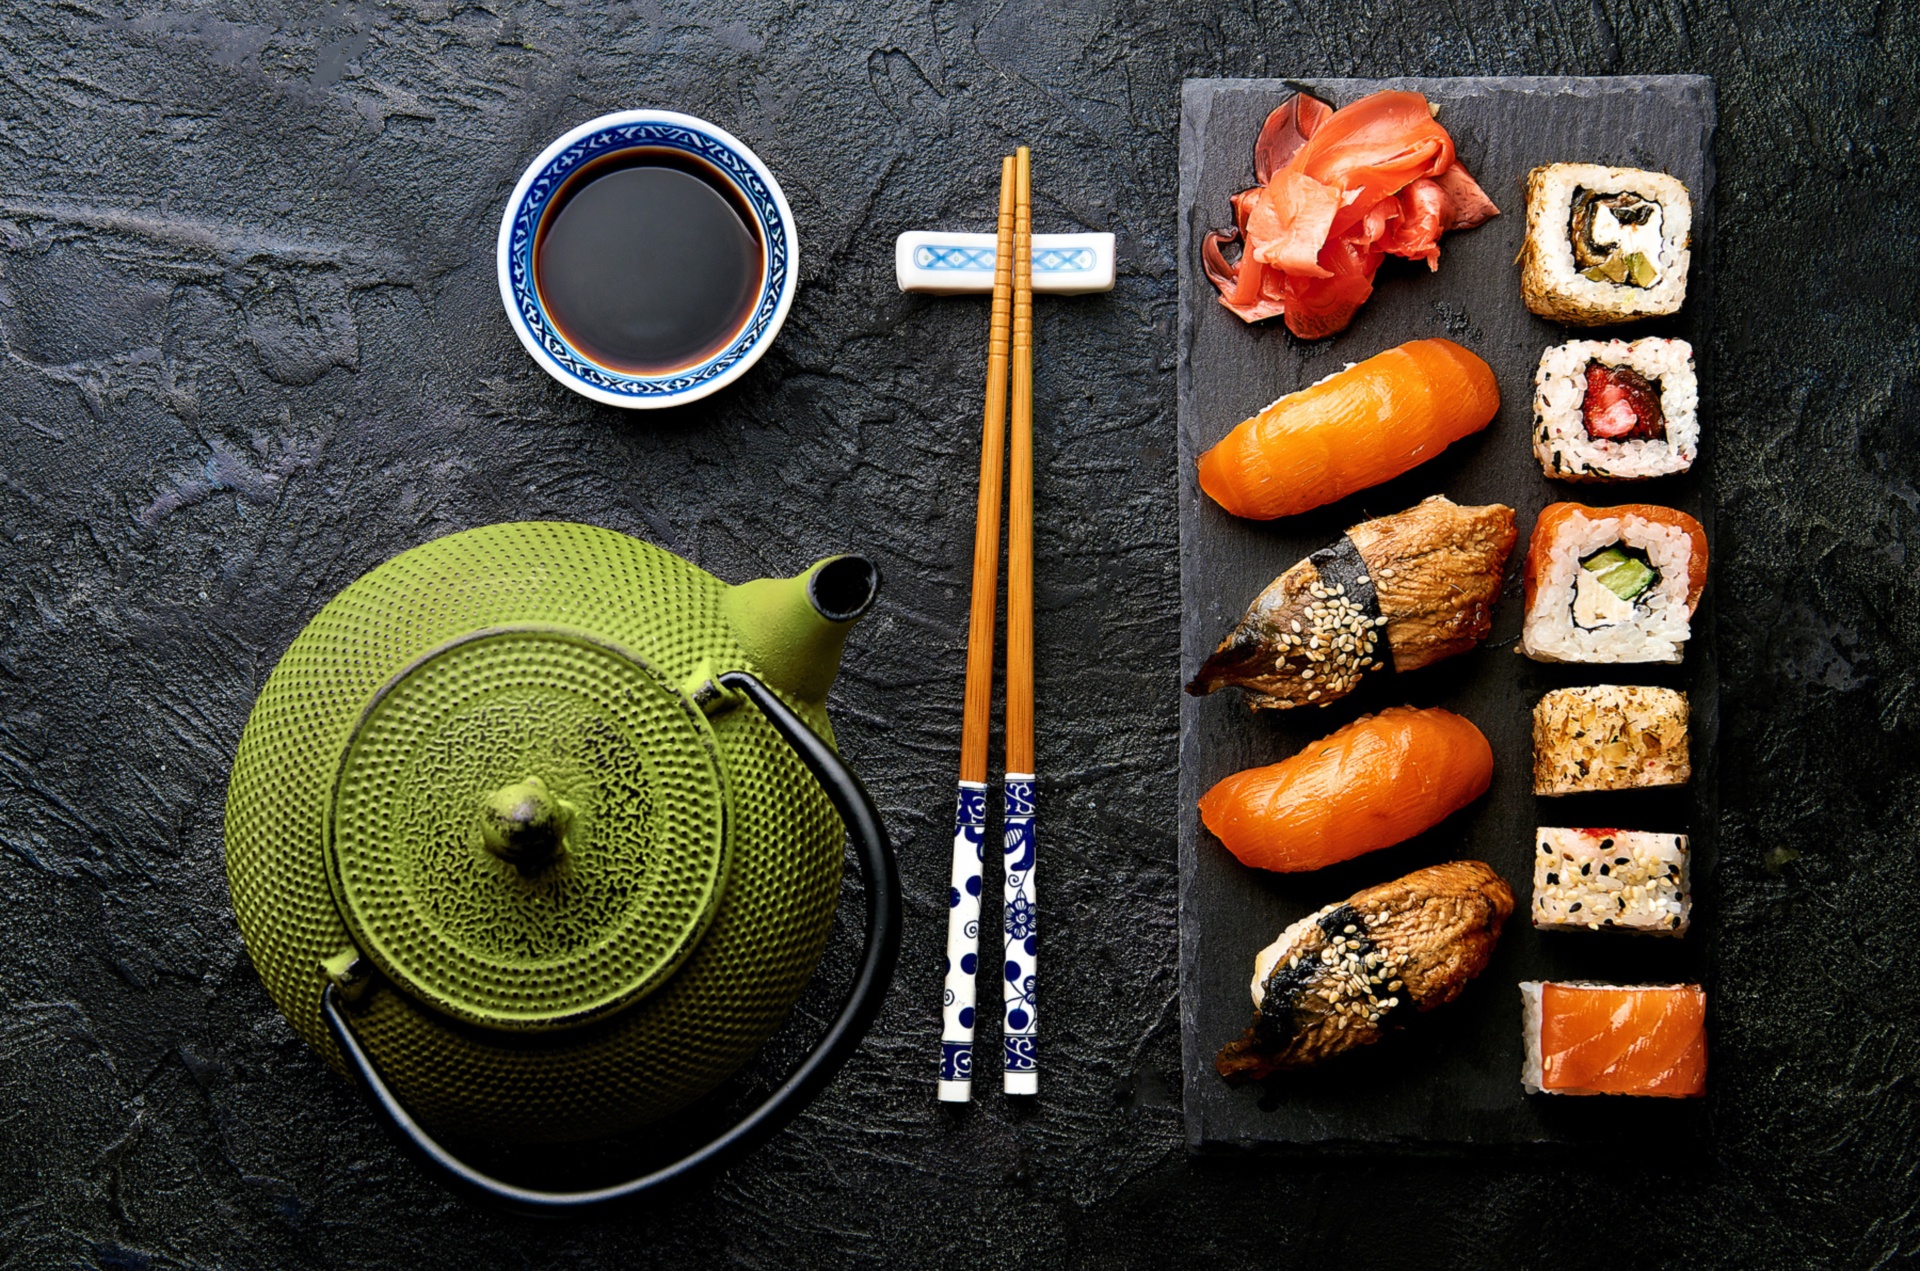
[1520,502,1708,665]
[1521,982,1706,1097]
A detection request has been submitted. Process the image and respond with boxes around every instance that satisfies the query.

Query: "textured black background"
[0,2,1913,1267]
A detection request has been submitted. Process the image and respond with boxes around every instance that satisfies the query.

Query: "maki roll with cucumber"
[1534,339,1698,480]
[1519,502,1707,664]
[1518,164,1691,326]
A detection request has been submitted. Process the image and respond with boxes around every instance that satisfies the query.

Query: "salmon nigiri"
[1198,706,1494,873]
[1521,982,1707,1097]
[1196,338,1499,520]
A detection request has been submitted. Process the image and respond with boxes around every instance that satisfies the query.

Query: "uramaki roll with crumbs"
[1531,684,1690,795]
[1518,164,1692,325]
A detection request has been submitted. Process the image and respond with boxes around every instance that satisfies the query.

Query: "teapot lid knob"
[479,776,573,874]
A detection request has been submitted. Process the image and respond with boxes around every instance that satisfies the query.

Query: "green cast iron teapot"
[223,521,899,1209]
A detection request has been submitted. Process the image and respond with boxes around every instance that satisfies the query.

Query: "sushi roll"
[1520,982,1706,1097]
[1532,828,1691,935]
[1534,339,1698,481]
[1519,502,1708,665]
[1188,496,1517,710]
[1199,707,1494,873]
[1532,685,1689,795]
[1518,164,1691,326]
[1218,862,1513,1080]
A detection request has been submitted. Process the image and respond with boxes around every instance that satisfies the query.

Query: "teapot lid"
[324,626,729,1032]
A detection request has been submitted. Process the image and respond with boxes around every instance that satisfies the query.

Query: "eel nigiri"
[1198,706,1493,873]
[1188,496,1517,710]
[1520,982,1707,1097]
[1197,338,1499,520]
[1217,861,1513,1080]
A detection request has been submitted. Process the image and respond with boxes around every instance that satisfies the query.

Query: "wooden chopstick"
[938,155,1017,1104]
[1001,146,1039,1096]
[960,157,1017,787]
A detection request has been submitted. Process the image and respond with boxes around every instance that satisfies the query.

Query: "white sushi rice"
[1534,339,1698,480]
[1531,828,1691,936]
[1250,902,1339,1007]
[1523,164,1692,322]
[1520,509,1696,664]
[1520,982,1547,1094]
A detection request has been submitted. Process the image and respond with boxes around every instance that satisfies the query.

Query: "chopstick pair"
[938,149,1038,1102]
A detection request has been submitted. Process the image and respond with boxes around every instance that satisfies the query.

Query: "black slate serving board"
[1177,76,1717,1152]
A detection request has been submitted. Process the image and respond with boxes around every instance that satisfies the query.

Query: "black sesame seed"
[1546,873,1559,885]
[1616,857,1630,866]
[1581,863,1591,875]
[1600,864,1611,876]
[1541,842,1552,854]
[1599,838,1614,850]
[1570,902,1582,912]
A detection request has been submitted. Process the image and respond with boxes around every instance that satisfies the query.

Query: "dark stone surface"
[1177,76,1715,1151]
[0,2,1911,1267]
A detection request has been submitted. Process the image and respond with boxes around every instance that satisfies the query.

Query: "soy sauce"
[534,149,764,376]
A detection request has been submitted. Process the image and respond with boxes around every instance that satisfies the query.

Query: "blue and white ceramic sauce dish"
[496,110,798,409]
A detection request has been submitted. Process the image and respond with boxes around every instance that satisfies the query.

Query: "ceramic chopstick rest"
[895,231,1115,296]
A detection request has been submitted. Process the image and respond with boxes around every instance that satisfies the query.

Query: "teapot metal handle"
[321,669,901,1213]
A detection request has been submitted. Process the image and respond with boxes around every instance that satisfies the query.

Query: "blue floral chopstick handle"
[1002,774,1037,1094]
[938,781,988,1102]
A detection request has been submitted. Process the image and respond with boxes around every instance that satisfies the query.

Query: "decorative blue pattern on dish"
[1034,247,1096,272]
[912,244,1098,274]
[504,121,788,399]
[914,244,997,271]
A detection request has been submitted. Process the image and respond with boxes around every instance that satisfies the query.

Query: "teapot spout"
[721,555,880,705]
